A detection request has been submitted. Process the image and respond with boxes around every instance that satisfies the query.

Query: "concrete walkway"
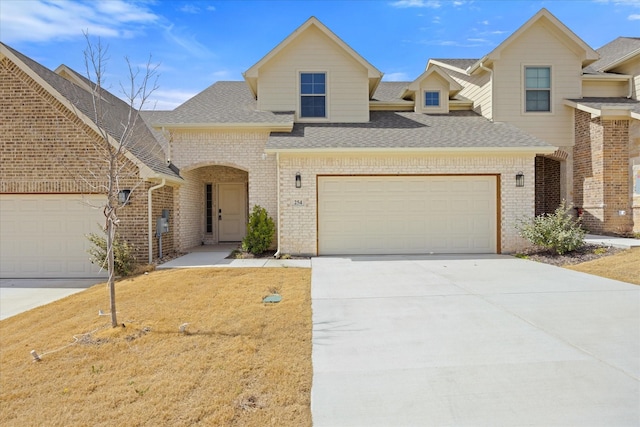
[156,245,311,269]
[585,233,640,249]
[311,255,639,426]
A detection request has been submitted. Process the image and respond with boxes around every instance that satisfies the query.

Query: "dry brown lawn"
[0,268,312,426]
[565,247,640,285]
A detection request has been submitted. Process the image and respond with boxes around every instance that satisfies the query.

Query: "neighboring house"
[0,43,181,278]
[1,8,638,278]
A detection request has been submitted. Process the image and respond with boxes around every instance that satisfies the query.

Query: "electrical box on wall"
[635,165,640,195]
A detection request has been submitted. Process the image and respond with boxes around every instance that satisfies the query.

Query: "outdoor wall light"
[515,172,525,187]
[118,189,131,205]
[295,172,302,188]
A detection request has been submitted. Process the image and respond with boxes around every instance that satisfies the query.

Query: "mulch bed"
[518,244,624,267]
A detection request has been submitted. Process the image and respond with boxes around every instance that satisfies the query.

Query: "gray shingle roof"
[567,97,640,115]
[431,59,478,71]
[372,82,410,102]
[583,37,640,74]
[150,81,294,125]
[267,111,554,151]
[2,43,179,179]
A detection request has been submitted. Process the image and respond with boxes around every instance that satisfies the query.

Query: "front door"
[218,183,246,241]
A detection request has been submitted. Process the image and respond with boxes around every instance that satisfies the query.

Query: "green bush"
[517,201,586,255]
[87,232,136,276]
[242,205,275,255]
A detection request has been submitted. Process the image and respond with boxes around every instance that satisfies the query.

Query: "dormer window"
[525,67,551,112]
[300,72,326,118]
[425,91,440,107]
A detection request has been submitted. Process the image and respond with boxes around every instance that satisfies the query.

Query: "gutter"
[478,62,494,120]
[148,179,166,264]
[274,152,281,258]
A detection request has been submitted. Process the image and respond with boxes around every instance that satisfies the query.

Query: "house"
[1,8,638,278]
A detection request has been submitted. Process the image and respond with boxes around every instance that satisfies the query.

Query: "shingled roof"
[148,81,294,127]
[429,59,478,72]
[266,111,555,152]
[1,42,180,181]
[583,37,640,74]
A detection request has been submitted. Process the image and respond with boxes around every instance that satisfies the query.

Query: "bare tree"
[81,34,160,327]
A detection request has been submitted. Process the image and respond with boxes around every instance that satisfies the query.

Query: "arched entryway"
[176,164,248,250]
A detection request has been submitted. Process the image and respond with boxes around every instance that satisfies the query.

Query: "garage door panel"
[1,195,107,278]
[318,176,497,255]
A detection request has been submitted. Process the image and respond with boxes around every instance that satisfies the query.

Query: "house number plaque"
[294,200,304,206]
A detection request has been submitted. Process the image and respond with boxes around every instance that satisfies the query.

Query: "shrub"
[242,205,275,255]
[517,201,586,255]
[87,232,136,276]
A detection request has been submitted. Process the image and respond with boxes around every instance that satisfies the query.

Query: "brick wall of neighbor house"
[0,55,165,262]
[277,153,535,255]
[169,130,276,250]
[631,120,640,233]
[574,110,633,234]
[535,156,562,216]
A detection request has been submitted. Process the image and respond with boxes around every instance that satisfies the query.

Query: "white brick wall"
[277,152,536,255]
[169,130,277,250]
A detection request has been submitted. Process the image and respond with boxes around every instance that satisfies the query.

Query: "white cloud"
[179,4,201,14]
[629,13,640,19]
[0,0,159,43]
[383,72,410,81]
[480,20,489,25]
[594,0,640,6]
[390,0,441,8]
[162,24,213,59]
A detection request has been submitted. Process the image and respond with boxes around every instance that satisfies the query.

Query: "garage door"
[0,195,107,278]
[318,176,497,255]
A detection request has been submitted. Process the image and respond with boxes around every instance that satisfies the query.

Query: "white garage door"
[318,175,498,255]
[0,195,107,278]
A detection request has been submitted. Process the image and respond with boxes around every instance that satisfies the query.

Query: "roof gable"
[0,42,180,183]
[243,16,383,98]
[406,66,462,97]
[467,8,598,74]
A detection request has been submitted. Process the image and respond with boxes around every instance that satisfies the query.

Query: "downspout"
[274,152,281,258]
[478,62,494,121]
[628,76,633,99]
[148,179,166,264]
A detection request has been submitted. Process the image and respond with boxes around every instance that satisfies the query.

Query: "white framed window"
[300,72,326,118]
[425,90,440,107]
[525,67,551,112]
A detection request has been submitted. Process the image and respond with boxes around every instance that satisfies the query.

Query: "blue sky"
[1,0,639,109]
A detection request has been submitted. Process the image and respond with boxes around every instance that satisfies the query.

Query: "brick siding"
[169,130,276,250]
[0,55,172,262]
[278,153,536,255]
[573,110,634,234]
[535,156,562,216]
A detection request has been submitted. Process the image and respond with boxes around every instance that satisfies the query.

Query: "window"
[525,67,551,112]
[300,73,326,118]
[425,91,440,107]
[206,184,213,233]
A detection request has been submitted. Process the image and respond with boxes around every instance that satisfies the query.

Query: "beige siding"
[256,25,370,122]
[446,68,492,120]
[417,73,449,113]
[492,20,583,148]
[582,80,628,98]
[611,57,640,100]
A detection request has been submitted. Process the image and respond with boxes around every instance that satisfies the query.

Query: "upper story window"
[300,72,326,118]
[525,67,551,112]
[425,91,440,107]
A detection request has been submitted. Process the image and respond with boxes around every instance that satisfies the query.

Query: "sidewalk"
[585,234,640,249]
[156,248,311,269]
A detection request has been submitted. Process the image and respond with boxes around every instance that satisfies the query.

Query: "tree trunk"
[107,216,118,327]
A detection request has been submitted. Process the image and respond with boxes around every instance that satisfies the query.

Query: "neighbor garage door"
[318,175,497,255]
[0,195,107,278]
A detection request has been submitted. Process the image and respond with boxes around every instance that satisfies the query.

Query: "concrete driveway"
[311,255,639,426]
[0,278,104,320]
